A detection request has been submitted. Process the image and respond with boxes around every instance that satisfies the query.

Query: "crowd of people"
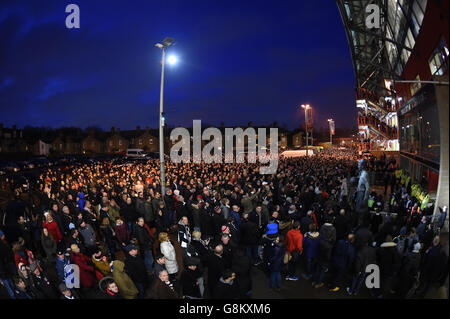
[0,148,448,299]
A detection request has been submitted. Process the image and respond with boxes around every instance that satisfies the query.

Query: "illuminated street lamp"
[301,104,311,156]
[155,37,175,196]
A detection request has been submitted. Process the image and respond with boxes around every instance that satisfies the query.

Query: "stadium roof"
[336,0,428,95]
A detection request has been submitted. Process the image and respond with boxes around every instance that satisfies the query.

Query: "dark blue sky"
[0,0,357,131]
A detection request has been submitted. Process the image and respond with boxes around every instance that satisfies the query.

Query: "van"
[125,148,147,158]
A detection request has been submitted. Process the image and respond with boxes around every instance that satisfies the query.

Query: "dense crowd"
[0,148,448,299]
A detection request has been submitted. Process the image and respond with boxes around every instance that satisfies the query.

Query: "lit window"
[139,139,142,145]
[149,139,153,144]
[119,140,122,145]
[429,37,449,76]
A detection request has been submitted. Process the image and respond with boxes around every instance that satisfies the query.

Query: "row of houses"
[0,123,306,156]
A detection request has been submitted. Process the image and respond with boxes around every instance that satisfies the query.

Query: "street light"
[301,104,311,157]
[167,55,178,65]
[155,37,174,197]
[328,119,334,146]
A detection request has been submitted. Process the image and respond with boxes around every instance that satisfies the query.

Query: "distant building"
[106,127,129,153]
[82,130,106,154]
[0,124,24,153]
[34,140,51,156]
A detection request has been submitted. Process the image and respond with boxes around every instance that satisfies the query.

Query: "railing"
[358,115,397,139]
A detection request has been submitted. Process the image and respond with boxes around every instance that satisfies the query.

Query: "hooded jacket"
[286,229,303,253]
[302,232,320,259]
[112,260,138,299]
[77,193,85,211]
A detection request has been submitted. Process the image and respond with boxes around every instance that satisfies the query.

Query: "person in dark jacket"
[59,282,81,299]
[99,217,117,259]
[397,242,421,298]
[213,269,238,299]
[239,212,261,265]
[101,279,122,299]
[124,244,148,299]
[300,211,314,235]
[301,223,320,280]
[231,247,252,298]
[180,260,202,298]
[347,242,377,296]
[13,276,35,299]
[354,222,373,250]
[218,234,234,269]
[329,233,355,292]
[268,236,285,291]
[377,235,401,297]
[155,206,170,235]
[417,236,448,298]
[135,217,155,274]
[29,262,58,299]
[122,197,139,236]
[206,244,225,297]
[312,233,334,288]
[190,230,211,267]
[177,216,191,251]
[54,250,70,282]
[149,269,180,299]
[334,209,351,240]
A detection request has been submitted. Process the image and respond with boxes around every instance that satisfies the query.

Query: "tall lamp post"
[301,104,311,156]
[155,37,175,197]
[328,119,334,146]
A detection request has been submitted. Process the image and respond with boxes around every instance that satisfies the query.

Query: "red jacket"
[43,220,63,243]
[14,249,36,268]
[70,252,96,288]
[286,229,303,253]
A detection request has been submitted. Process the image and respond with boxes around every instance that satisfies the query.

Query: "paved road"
[249,261,446,299]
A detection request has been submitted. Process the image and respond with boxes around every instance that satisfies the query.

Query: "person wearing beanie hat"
[124,244,137,253]
[124,239,148,299]
[29,261,58,299]
[221,225,230,234]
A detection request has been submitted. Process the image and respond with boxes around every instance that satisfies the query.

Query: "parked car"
[16,160,34,170]
[2,162,20,172]
[125,148,148,158]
